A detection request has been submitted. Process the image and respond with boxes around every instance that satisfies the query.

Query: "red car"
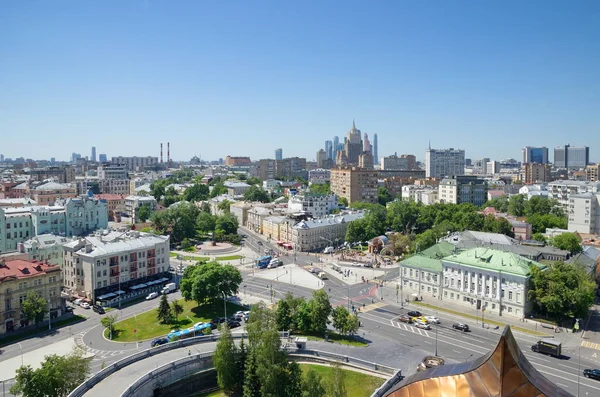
[399,314,413,323]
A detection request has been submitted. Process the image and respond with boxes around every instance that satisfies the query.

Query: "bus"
[167,323,211,342]
[256,255,272,268]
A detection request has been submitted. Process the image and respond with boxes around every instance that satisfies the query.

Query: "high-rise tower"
[373,133,378,165]
[344,120,363,165]
[333,136,339,160]
[275,148,283,160]
[91,146,97,162]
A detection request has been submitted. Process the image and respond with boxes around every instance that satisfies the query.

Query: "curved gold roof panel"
[384,326,573,397]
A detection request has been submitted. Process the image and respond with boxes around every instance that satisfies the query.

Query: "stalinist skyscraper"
[342,120,363,165]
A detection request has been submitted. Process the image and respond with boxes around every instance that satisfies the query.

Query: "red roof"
[0,259,59,282]
[94,194,125,201]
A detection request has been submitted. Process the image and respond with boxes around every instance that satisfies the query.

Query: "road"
[2,228,600,397]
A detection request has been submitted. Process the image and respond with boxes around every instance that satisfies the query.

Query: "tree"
[150,180,168,201]
[276,299,292,331]
[218,199,233,213]
[525,196,554,217]
[483,196,509,213]
[532,232,547,243]
[307,289,332,334]
[283,361,304,397]
[101,314,118,340]
[137,205,152,223]
[214,324,239,396]
[21,292,47,327]
[150,201,200,243]
[11,349,91,397]
[302,368,326,397]
[414,229,438,252]
[389,233,412,256]
[387,200,420,234]
[528,261,595,321]
[196,211,217,234]
[309,183,330,195]
[200,201,211,213]
[508,194,526,217]
[345,219,369,244]
[171,300,184,322]
[182,183,210,202]
[328,361,347,397]
[215,212,239,236]
[550,232,582,254]
[243,186,270,203]
[243,350,261,397]
[156,294,173,324]
[180,262,242,306]
[246,176,262,186]
[331,306,359,336]
[378,187,393,206]
[339,197,348,207]
[210,182,228,198]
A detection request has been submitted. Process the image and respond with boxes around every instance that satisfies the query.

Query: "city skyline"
[1,1,599,161]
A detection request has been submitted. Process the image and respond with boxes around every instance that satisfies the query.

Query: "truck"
[161,283,177,294]
[323,246,334,254]
[531,338,562,357]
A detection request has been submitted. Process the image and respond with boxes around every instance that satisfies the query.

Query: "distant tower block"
[160,143,163,164]
[167,142,170,164]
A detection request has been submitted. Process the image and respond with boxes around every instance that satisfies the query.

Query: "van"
[323,246,334,254]
[162,283,177,294]
[318,272,328,280]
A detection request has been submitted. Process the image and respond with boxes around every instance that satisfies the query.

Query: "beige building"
[94,194,126,221]
[0,259,63,334]
[521,163,552,184]
[19,234,72,266]
[586,164,600,182]
[291,211,365,252]
[330,167,378,204]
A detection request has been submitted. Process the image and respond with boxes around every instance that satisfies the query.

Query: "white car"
[425,316,440,324]
[415,321,431,330]
[194,322,206,328]
[73,298,83,306]
[80,302,91,309]
[146,292,159,300]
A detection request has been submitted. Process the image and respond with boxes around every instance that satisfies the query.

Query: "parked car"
[425,316,440,324]
[453,323,470,332]
[364,263,373,268]
[65,306,73,313]
[210,317,227,329]
[74,298,83,306]
[257,241,263,245]
[151,337,169,347]
[407,311,422,317]
[233,311,245,320]
[146,292,159,300]
[399,314,413,323]
[415,321,431,330]
[80,302,91,309]
[92,305,105,314]
[583,369,600,380]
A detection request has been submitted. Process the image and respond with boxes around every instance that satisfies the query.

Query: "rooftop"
[0,259,60,282]
[34,181,74,191]
[444,247,546,276]
[293,211,365,230]
[64,231,169,257]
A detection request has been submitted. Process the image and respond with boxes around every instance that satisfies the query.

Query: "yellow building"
[0,259,64,334]
[330,166,378,204]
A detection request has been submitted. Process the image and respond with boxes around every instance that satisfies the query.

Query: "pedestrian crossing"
[74,331,128,359]
[389,319,431,337]
[581,341,600,351]
[361,302,387,313]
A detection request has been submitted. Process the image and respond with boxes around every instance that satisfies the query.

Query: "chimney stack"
[160,143,163,164]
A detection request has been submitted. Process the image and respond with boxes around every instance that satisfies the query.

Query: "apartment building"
[224,156,252,166]
[62,230,170,301]
[288,192,338,218]
[330,166,378,204]
[98,164,128,180]
[0,259,63,334]
[308,168,331,185]
[548,180,600,209]
[31,182,77,205]
[111,156,158,171]
[400,242,546,318]
[93,194,126,221]
[124,195,157,222]
[19,234,72,266]
[380,154,416,170]
[438,176,488,206]
[567,193,600,235]
[401,185,438,204]
[554,145,589,169]
[521,163,552,184]
[224,181,252,196]
[23,166,76,184]
[425,148,465,178]
[291,211,365,252]
[586,164,600,182]
[0,196,108,253]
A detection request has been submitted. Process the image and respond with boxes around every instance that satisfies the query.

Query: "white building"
[548,180,600,208]
[262,179,281,192]
[568,192,600,235]
[401,185,438,205]
[98,164,128,180]
[291,211,365,252]
[518,184,548,200]
[111,156,159,171]
[62,230,170,301]
[124,195,157,222]
[400,242,546,319]
[19,234,72,266]
[439,176,487,206]
[224,181,251,196]
[425,148,465,178]
[288,192,338,218]
[0,196,108,253]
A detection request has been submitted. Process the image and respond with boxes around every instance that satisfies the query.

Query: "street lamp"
[435,322,439,357]
[221,292,227,319]
[465,354,473,363]
[18,342,23,366]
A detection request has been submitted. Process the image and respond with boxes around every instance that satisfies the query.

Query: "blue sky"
[1,0,599,163]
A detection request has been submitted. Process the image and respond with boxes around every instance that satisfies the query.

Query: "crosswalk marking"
[389,319,430,337]
[361,302,386,313]
[582,341,600,351]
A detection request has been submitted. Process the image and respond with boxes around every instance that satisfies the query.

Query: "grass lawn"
[216,255,243,261]
[412,301,548,336]
[193,391,226,397]
[106,298,248,342]
[300,363,385,397]
[300,330,368,347]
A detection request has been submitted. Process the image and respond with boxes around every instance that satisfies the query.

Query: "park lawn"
[194,391,226,397]
[216,255,243,261]
[301,330,368,347]
[300,363,385,397]
[107,298,247,342]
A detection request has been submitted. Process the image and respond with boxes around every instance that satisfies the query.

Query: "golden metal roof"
[384,326,573,397]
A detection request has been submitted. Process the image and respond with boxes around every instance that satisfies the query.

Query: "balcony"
[129,265,138,273]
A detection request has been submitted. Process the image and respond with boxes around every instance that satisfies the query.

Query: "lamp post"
[221,292,227,319]
[435,321,439,357]
[48,299,52,331]
[465,354,473,363]
[577,345,581,397]
[18,342,23,366]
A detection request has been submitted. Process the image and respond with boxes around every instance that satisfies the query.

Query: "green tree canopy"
[21,292,47,327]
[11,349,91,397]
[214,324,239,395]
[150,180,168,201]
[243,186,270,203]
[137,205,152,223]
[182,183,210,202]
[309,183,330,195]
[150,201,200,243]
[180,262,242,306]
[508,194,526,217]
[550,232,583,254]
[331,306,359,336]
[378,187,393,206]
[307,289,332,334]
[215,212,239,235]
[101,314,118,340]
[483,196,509,212]
[196,211,217,234]
[156,294,173,324]
[210,182,229,198]
[528,261,595,320]
[302,369,327,397]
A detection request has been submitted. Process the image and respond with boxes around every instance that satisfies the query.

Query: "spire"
[352,119,356,131]
[428,139,431,150]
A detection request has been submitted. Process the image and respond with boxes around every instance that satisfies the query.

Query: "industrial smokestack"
[160,143,163,164]
[167,142,170,164]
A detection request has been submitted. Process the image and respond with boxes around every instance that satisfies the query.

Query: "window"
[444,291,448,297]
[451,279,455,287]
[501,289,505,298]
[97,282,101,288]
[509,291,513,301]
[508,307,513,313]
[516,293,521,304]
[450,293,454,299]
[458,280,461,288]
[97,271,101,277]
[492,303,496,309]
